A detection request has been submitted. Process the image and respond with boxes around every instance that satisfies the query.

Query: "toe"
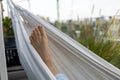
[38,25,47,38]
[32,29,37,39]
[36,27,41,37]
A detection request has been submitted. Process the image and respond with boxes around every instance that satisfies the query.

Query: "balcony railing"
[5,48,21,67]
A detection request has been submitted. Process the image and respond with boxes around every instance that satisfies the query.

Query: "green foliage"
[78,23,120,69]
[3,16,14,36]
[57,20,120,69]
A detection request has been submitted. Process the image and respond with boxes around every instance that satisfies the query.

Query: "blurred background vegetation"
[3,16,120,69]
[3,16,14,37]
[53,16,120,69]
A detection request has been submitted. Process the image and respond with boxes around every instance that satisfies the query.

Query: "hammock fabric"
[7,0,120,80]
[0,2,8,80]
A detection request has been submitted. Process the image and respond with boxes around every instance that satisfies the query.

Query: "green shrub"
[3,16,14,36]
[78,24,120,69]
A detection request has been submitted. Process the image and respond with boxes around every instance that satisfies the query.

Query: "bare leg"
[29,25,59,75]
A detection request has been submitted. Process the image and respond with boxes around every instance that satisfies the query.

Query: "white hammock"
[0,1,8,80]
[7,0,120,80]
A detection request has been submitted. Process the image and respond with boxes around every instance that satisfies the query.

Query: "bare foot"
[29,25,59,75]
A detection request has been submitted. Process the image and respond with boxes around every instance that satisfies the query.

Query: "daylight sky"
[3,0,120,21]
